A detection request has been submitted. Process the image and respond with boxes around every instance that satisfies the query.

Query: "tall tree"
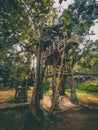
[0,0,55,119]
[20,0,55,119]
[58,0,98,103]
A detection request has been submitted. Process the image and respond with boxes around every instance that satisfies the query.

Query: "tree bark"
[29,41,43,120]
[59,76,66,96]
[50,42,66,113]
[50,58,59,113]
[66,49,78,105]
[69,71,78,104]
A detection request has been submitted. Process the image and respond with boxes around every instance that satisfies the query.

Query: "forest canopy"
[0,0,98,119]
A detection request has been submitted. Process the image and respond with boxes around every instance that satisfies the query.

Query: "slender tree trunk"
[68,70,78,104]
[40,52,46,99]
[59,76,66,96]
[66,49,78,104]
[50,58,59,113]
[3,78,7,87]
[52,60,56,98]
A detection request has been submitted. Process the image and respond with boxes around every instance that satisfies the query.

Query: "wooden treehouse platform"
[44,41,64,57]
[45,67,72,77]
[43,41,77,65]
[44,41,77,58]
[41,40,77,78]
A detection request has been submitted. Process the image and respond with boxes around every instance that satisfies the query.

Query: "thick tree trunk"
[29,41,43,120]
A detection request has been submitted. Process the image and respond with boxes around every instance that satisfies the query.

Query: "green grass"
[75,79,98,92]
[66,89,98,106]
[45,89,52,96]
[66,89,98,99]
[76,90,98,98]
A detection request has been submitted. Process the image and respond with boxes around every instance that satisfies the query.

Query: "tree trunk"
[50,42,66,113]
[52,62,56,98]
[59,76,66,96]
[50,55,61,113]
[66,49,78,105]
[3,78,7,87]
[29,41,43,120]
[69,72,78,104]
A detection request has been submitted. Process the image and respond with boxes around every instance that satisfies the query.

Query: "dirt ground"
[0,88,32,104]
[0,106,98,130]
[0,88,15,103]
[0,88,98,130]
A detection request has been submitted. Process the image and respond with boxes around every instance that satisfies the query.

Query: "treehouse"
[15,24,79,104]
[41,24,79,76]
[40,24,79,104]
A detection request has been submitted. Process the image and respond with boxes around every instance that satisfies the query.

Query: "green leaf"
[42,0,47,3]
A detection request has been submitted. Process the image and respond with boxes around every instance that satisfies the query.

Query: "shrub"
[77,82,98,92]
[42,80,51,93]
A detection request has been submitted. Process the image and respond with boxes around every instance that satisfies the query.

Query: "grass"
[0,85,98,130]
[76,90,98,99]
[0,83,98,107]
[66,89,98,99]
[35,86,98,108]
[66,89,98,107]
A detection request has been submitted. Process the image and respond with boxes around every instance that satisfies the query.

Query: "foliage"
[0,0,33,55]
[59,0,98,70]
[76,40,98,73]
[76,80,98,92]
[0,0,54,86]
[42,80,51,93]
[0,64,9,86]
[60,0,98,37]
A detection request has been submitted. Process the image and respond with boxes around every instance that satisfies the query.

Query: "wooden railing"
[45,66,72,77]
[44,41,65,57]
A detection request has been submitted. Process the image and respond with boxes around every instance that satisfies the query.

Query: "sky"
[54,0,98,41]
[90,23,98,41]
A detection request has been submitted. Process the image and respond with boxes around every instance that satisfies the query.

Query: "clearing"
[0,88,98,130]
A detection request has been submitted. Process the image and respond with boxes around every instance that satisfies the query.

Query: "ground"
[0,88,15,103]
[0,106,98,130]
[0,88,98,130]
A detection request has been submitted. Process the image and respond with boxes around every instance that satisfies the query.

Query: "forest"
[0,0,98,130]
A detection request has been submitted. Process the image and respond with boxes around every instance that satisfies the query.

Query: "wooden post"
[58,42,60,51]
[46,66,48,76]
[53,41,55,50]
[52,59,56,98]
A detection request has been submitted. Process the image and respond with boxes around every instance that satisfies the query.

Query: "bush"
[42,80,51,93]
[77,82,98,92]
